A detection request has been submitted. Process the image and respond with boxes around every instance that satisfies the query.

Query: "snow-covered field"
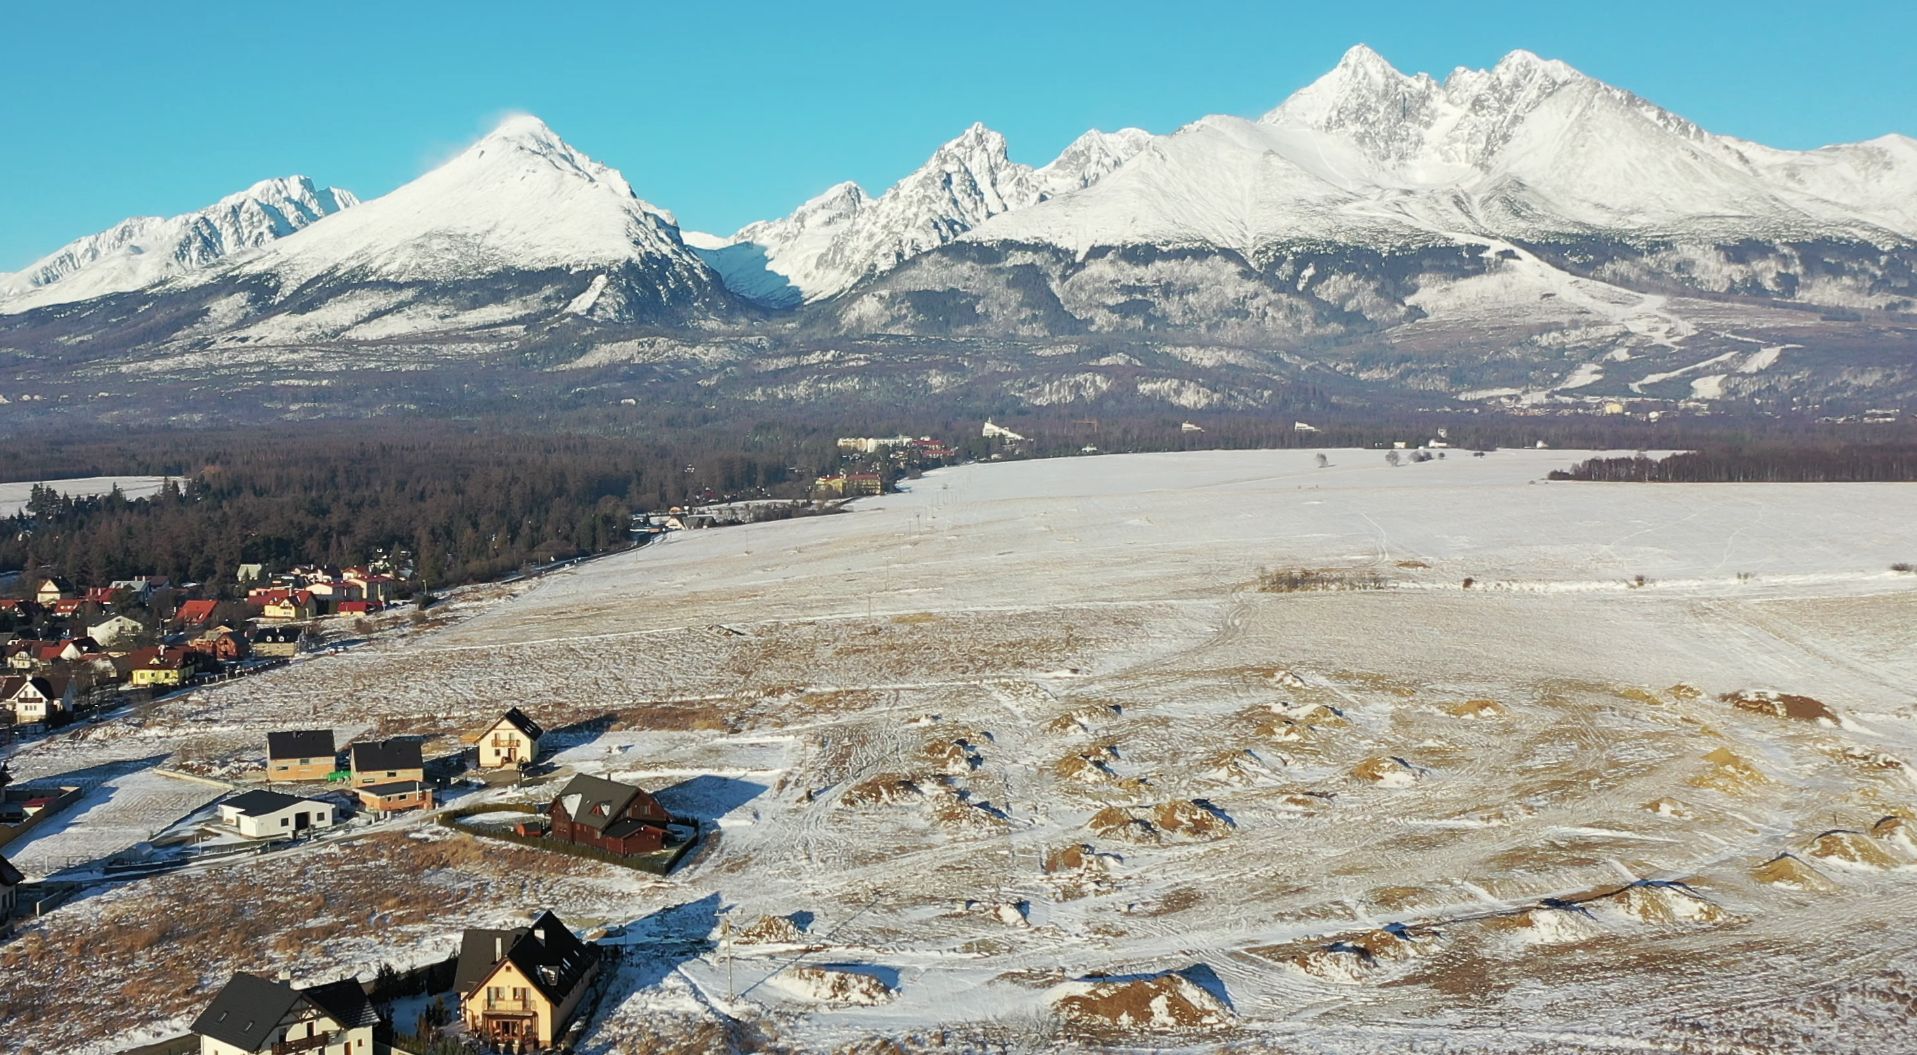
[0,475,168,516]
[7,449,1917,1054]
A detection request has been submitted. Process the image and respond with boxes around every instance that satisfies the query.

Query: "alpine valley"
[4,46,1914,426]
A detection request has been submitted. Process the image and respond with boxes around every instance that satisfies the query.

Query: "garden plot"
[6,449,1917,1055]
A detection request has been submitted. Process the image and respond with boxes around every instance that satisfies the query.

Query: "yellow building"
[475,708,544,769]
[457,911,601,1049]
[129,648,190,688]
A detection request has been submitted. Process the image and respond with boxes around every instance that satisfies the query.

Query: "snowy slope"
[695,124,1151,304]
[0,176,357,314]
[214,115,706,288]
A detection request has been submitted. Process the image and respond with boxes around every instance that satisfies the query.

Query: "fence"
[435,803,700,876]
[0,785,85,850]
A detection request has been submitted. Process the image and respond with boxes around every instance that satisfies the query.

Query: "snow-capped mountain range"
[685,124,1151,305]
[2,47,1912,416]
[0,176,357,313]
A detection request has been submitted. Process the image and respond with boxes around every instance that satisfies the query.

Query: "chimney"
[494,936,504,961]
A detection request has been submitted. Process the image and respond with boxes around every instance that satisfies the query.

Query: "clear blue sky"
[4,0,1913,270]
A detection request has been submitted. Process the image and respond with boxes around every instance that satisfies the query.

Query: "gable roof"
[455,910,599,1005]
[350,738,423,772]
[177,599,221,624]
[492,707,545,741]
[190,972,374,1051]
[552,773,654,834]
[221,790,315,818]
[266,729,335,761]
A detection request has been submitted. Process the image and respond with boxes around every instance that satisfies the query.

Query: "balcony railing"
[273,1031,341,1055]
[481,996,539,1014]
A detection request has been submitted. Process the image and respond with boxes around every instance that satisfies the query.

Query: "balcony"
[481,997,539,1015]
[273,1031,342,1055]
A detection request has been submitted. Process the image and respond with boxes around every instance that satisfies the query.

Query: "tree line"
[1550,442,1917,483]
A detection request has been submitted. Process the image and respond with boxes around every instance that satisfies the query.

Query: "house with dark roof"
[0,674,74,727]
[476,708,545,770]
[348,738,424,788]
[251,624,304,658]
[548,774,673,856]
[191,971,377,1055]
[217,790,338,840]
[265,730,336,783]
[1,853,24,920]
[456,910,601,1049]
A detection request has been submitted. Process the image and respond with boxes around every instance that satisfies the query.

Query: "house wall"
[358,788,431,812]
[196,1014,368,1055]
[269,757,335,782]
[226,803,337,839]
[132,668,185,687]
[2,881,16,919]
[350,766,424,788]
[478,728,538,769]
[464,960,556,1047]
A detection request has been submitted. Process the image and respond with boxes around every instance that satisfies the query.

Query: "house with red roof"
[175,599,221,627]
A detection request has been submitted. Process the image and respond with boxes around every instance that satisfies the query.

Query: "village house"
[456,910,601,1050]
[217,790,338,839]
[3,642,46,671]
[33,577,75,605]
[355,779,432,813]
[88,614,146,646]
[189,626,250,663]
[343,572,396,605]
[191,972,377,1055]
[108,575,169,602]
[348,738,424,788]
[261,591,317,621]
[235,563,265,583]
[305,580,363,603]
[175,599,221,628]
[251,624,304,658]
[475,708,544,770]
[0,853,22,919]
[548,774,674,856]
[0,674,74,727]
[265,730,337,783]
[128,646,194,688]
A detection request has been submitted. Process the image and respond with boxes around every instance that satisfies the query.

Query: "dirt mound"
[1753,853,1838,892]
[1282,923,1441,983]
[1270,669,1308,689]
[1352,755,1428,786]
[1046,703,1121,734]
[1484,902,1604,945]
[1271,701,1348,726]
[735,913,810,944]
[840,773,926,808]
[1045,843,1122,875]
[930,782,1010,831]
[1643,797,1694,819]
[1689,747,1766,793]
[1088,801,1232,844]
[921,738,983,773]
[1807,829,1901,870]
[1054,744,1121,783]
[1444,698,1506,719]
[1831,747,1907,773]
[1595,881,1726,925]
[1667,683,1705,701]
[1051,968,1232,1029]
[1153,800,1234,839]
[1203,748,1275,784]
[1616,686,1664,706]
[1874,816,1917,856]
[1721,690,1839,725]
[962,899,1031,927]
[777,965,896,1005]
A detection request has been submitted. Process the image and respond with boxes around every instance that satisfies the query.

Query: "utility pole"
[721,916,734,1001]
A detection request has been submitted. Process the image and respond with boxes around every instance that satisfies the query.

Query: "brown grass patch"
[1689,746,1766,793]
[1753,853,1837,892]
[890,612,941,625]
[1807,829,1900,869]
[1444,698,1506,719]
[840,773,925,808]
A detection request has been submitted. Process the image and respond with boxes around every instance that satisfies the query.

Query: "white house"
[192,973,377,1055]
[88,614,147,646]
[0,675,73,727]
[217,791,338,839]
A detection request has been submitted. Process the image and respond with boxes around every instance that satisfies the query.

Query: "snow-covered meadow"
[7,448,1917,1054]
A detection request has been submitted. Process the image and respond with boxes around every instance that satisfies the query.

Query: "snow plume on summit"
[692,122,1150,304]
[0,176,358,314]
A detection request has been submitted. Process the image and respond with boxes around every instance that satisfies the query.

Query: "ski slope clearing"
[6,449,1917,1054]
[0,475,168,516]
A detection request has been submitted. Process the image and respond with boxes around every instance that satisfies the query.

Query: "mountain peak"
[1335,43,1402,80]
[483,112,562,145]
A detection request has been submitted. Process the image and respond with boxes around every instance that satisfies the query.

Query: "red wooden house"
[547,774,673,855]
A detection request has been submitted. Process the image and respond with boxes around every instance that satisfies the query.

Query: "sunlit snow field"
[9,449,1917,1054]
